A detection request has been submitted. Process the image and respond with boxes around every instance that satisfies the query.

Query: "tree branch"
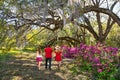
[103,20,115,40]
[27,28,45,41]
[76,22,99,40]
[96,12,103,37]
[83,6,120,26]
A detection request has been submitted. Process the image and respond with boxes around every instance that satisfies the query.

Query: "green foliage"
[22,47,35,53]
[70,59,92,76]
[108,34,120,48]
[0,48,29,61]
[70,65,80,75]
[114,67,120,80]
[70,56,119,80]
[0,24,16,51]
[68,43,119,80]
[0,51,17,61]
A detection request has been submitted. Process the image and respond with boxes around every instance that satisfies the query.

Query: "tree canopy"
[0,0,120,49]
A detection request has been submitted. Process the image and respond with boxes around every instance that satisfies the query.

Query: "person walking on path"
[36,47,43,70]
[44,44,53,70]
[54,45,62,69]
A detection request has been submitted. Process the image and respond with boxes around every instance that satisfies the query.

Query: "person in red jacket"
[44,44,53,70]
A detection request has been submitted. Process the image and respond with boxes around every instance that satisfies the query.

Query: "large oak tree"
[0,0,120,47]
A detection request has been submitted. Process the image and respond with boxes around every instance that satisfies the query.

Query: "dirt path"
[0,53,88,80]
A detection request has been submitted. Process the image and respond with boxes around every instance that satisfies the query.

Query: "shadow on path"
[0,53,89,80]
[0,53,65,80]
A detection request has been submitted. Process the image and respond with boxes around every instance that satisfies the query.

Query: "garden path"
[0,52,88,80]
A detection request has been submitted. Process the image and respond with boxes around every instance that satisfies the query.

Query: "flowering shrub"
[62,43,119,79]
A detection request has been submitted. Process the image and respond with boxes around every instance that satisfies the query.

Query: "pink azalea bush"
[61,43,119,79]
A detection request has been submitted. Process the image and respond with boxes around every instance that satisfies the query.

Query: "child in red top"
[54,45,62,69]
[54,51,62,61]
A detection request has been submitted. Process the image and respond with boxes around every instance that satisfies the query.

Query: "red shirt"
[44,47,52,58]
[54,51,62,61]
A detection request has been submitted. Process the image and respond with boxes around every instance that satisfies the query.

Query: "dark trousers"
[45,58,52,69]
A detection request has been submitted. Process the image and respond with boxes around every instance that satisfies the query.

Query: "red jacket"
[44,47,52,58]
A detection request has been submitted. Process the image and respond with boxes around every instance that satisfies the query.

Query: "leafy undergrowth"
[0,52,89,80]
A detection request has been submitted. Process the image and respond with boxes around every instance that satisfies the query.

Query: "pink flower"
[110,60,113,63]
[86,46,91,51]
[103,64,108,67]
[96,63,102,66]
[98,69,102,72]
[93,57,100,63]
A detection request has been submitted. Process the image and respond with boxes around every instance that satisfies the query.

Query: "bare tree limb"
[27,28,45,41]
[76,22,99,41]
[96,12,103,37]
[83,6,120,26]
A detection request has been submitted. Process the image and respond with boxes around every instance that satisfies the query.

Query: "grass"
[0,49,20,61]
[0,49,89,80]
[22,48,36,53]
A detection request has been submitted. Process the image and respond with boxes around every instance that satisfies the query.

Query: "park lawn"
[0,50,89,80]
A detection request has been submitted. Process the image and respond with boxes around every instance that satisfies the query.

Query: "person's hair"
[46,44,50,47]
[38,47,42,54]
[55,45,60,52]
